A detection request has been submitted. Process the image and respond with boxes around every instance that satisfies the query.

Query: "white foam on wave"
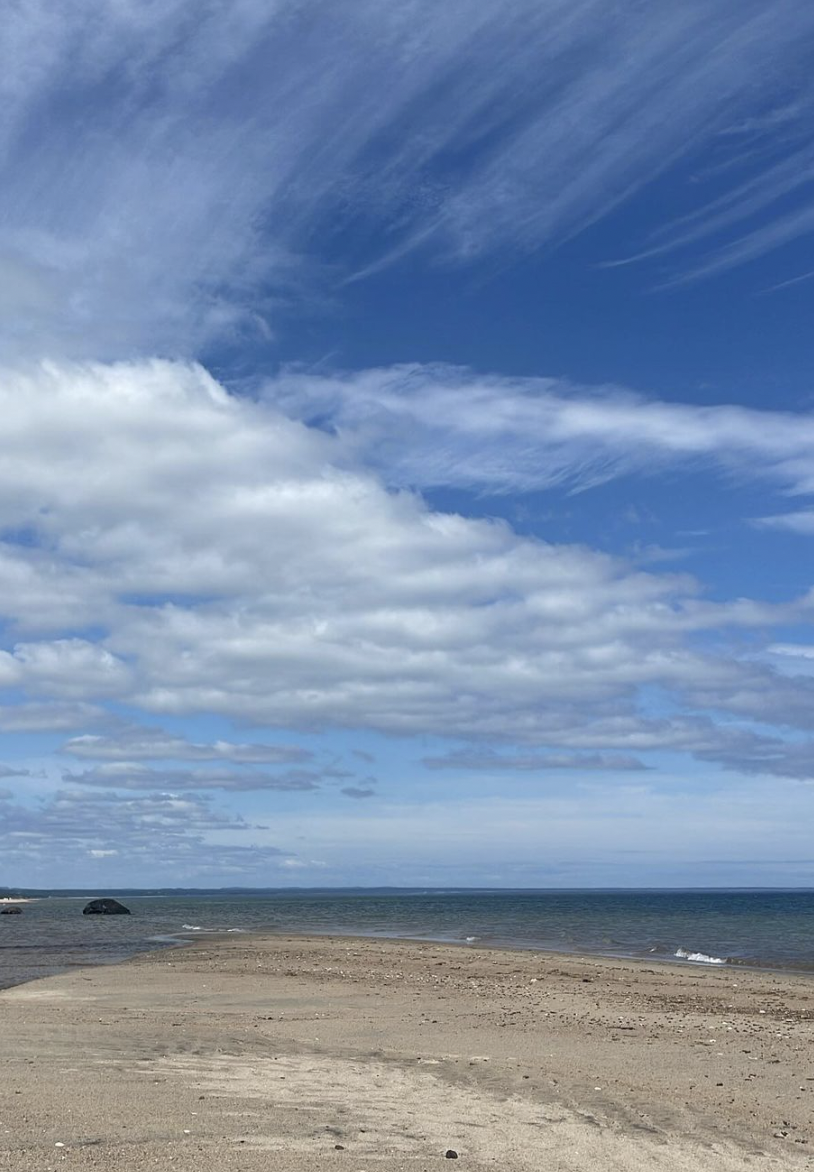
[182,924,247,934]
[465,935,479,943]
[675,947,727,965]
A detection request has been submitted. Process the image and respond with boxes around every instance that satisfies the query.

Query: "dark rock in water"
[445,1151,459,1159]
[1,906,22,914]
[82,898,131,915]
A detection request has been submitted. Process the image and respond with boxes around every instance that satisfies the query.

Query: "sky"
[2,0,814,889]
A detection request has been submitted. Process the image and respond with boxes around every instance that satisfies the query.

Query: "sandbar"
[1,933,812,1169]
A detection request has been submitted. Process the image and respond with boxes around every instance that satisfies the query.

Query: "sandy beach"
[1,933,813,1170]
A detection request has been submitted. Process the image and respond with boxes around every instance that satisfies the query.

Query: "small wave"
[675,947,727,965]
[182,924,247,934]
[465,935,479,944]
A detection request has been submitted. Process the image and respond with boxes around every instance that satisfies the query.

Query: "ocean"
[2,888,814,990]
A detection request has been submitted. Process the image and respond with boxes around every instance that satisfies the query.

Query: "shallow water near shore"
[2,887,814,989]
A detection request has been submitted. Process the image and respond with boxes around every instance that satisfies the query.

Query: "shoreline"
[216,926,814,979]
[2,931,813,1169]
[4,923,814,999]
[279,927,814,979]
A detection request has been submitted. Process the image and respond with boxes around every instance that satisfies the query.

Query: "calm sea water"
[2,889,814,990]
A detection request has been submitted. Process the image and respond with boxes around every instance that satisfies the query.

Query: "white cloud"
[658,197,814,289]
[2,1,814,356]
[683,663,814,731]
[424,749,647,772]
[770,644,814,660]
[0,357,808,773]
[426,721,814,782]
[754,510,814,535]
[12,639,131,699]
[62,726,311,764]
[605,139,814,284]
[0,764,31,780]
[268,362,814,497]
[0,787,291,880]
[65,762,324,793]
[0,701,110,733]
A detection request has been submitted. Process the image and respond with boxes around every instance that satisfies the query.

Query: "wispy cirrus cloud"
[769,644,814,661]
[268,362,814,497]
[754,509,814,535]
[3,1,814,357]
[605,133,814,284]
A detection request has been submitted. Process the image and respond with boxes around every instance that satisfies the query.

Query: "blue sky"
[2,0,814,888]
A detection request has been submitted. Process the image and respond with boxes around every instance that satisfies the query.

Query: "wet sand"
[1,933,813,1169]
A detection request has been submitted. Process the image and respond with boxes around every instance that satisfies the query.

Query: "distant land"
[4,885,814,896]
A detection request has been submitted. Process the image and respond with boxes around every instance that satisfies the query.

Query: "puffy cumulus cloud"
[0,358,809,772]
[62,726,311,764]
[65,763,325,793]
[0,640,130,698]
[268,363,814,496]
[0,788,291,880]
[3,1,814,355]
[11,639,131,699]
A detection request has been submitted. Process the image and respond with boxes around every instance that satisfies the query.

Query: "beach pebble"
[445,1150,459,1159]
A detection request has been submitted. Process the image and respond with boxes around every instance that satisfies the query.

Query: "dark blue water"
[2,889,814,990]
